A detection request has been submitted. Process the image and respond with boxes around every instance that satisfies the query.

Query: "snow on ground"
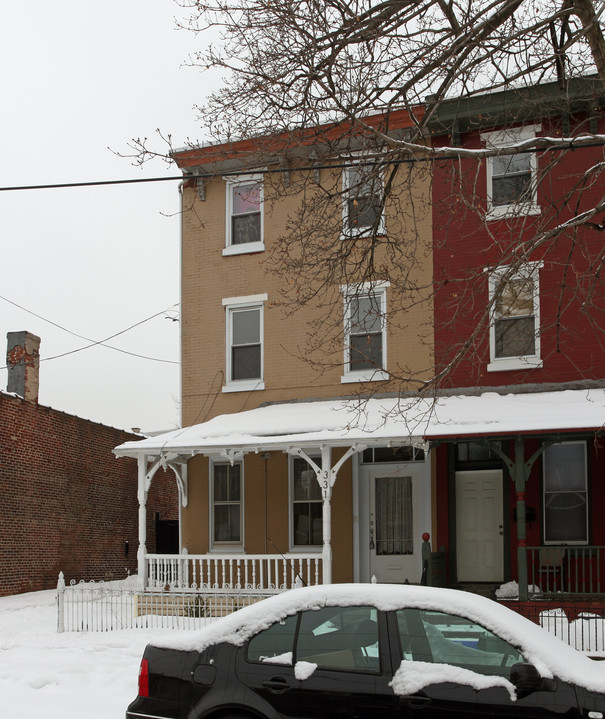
[0,588,172,719]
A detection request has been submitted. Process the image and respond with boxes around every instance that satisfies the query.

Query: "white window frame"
[543,441,588,545]
[341,160,386,238]
[341,282,389,383]
[482,125,541,221]
[222,293,267,393]
[487,262,543,372]
[209,458,244,551]
[289,454,323,552]
[223,173,265,256]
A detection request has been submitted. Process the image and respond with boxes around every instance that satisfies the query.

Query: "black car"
[127,583,605,719]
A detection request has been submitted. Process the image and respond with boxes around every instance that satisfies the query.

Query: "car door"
[239,605,397,719]
[389,608,581,719]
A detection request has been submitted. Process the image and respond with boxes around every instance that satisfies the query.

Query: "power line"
[0,176,183,191]
[0,294,180,366]
[0,139,603,192]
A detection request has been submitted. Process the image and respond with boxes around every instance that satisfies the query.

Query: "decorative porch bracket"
[289,443,366,585]
[137,453,189,590]
[482,437,553,601]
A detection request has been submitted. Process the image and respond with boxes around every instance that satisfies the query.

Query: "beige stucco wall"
[179,159,433,579]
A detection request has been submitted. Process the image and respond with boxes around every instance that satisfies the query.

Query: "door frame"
[450,467,510,584]
[355,453,431,583]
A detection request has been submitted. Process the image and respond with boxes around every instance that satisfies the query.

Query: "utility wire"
[0,140,604,192]
[0,294,179,366]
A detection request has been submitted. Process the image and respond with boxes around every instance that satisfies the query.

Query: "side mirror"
[510,663,555,698]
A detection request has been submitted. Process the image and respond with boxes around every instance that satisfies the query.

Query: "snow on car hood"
[151,583,605,693]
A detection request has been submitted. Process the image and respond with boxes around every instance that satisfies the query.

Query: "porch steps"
[135,592,263,619]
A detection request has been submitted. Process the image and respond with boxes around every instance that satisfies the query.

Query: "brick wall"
[0,392,179,597]
[432,112,605,388]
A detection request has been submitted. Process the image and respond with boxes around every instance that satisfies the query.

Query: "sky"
[0,1,213,432]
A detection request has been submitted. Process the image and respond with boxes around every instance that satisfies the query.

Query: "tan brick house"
[115,111,438,590]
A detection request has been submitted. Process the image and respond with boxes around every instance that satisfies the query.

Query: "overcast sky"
[0,1,212,432]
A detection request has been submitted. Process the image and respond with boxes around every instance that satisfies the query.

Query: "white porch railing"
[145,553,322,592]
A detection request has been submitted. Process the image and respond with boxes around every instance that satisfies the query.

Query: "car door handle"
[262,677,291,693]
[401,694,431,709]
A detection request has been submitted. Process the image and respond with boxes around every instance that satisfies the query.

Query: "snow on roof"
[113,388,605,458]
[151,583,605,694]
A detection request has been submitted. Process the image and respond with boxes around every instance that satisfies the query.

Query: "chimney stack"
[6,331,41,402]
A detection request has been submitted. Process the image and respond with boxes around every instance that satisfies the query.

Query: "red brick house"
[427,76,605,599]
[0,331,178,597]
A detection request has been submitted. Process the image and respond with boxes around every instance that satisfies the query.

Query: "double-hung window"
[224,174,264,255]
[342,283,389,383]
[487,263,542,372]
[342,162,385,237]
[211,461,243,547]
[482,125,541,220]
[223,294,267,392]
[290,456,322,549]
[543,442,588,544]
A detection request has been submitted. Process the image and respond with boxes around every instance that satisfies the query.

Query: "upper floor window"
[224,174,264,256]
[223,294,267,392]
[487,263,542,372]
[341,283,389,383]
[543,442,587,544]
[211,461,243,547]
[482,125,541,220]
[342,163,385,237]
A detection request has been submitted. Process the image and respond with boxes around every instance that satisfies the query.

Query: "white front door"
[455,470,504,582]
[367,466,427,583]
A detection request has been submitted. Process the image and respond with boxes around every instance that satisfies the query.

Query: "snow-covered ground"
[2,582,605,718]
[0,588,171,719]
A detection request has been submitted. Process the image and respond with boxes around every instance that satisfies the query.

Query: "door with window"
[367,464,427,584]
[456,470,504,582]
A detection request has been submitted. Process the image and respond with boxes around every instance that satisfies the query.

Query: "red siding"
[432,113,605,388]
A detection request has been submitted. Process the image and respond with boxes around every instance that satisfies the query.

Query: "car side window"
[296,606,380,673]
[246,613,299,664]
[397,609,525,677]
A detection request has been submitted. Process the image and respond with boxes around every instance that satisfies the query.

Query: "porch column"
[320,445,333,585]
[513,438,529,601]
[137,455,148,591]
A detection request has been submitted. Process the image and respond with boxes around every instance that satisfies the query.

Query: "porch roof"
[113,388,605,460]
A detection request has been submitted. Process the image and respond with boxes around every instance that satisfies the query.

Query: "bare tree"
[131,1,605,394]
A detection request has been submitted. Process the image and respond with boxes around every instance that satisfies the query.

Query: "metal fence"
[56,572,274,632]
[526,545,605,597]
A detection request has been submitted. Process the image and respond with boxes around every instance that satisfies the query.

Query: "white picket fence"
[56,573,275,632]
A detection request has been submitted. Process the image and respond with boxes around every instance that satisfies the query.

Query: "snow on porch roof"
[113,388,605,459]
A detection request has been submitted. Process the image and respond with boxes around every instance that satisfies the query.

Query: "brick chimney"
[6,331,41,402]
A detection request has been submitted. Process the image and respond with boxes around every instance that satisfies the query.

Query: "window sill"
[289,547,323,553]
[223,241,265,256]
[486,204,541,222]
[487,357,543,372]
[208,546,245,554]
[223,379,265,393]
[340,227,386,241]
[341,370,389,384]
